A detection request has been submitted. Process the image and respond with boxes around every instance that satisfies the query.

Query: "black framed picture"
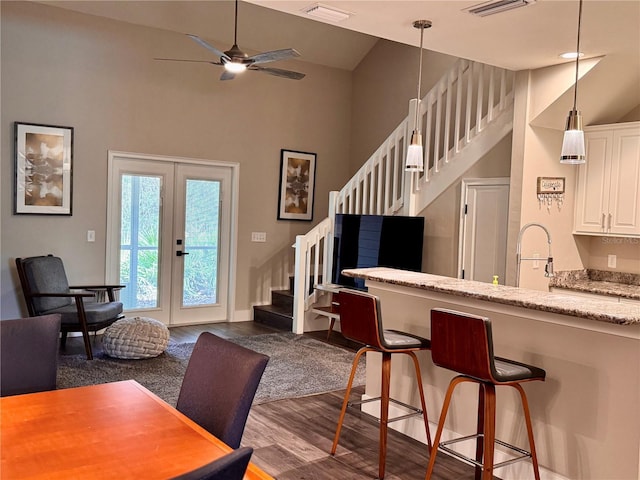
[277,149,316,221]
[14,122,73,215]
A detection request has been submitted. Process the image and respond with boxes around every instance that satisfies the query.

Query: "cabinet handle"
[601,213,606,229]
[608,213,612,232]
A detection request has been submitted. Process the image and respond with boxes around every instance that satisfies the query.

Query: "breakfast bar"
[343,267,639,480]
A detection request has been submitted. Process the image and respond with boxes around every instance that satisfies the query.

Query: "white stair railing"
[291,58,515,333]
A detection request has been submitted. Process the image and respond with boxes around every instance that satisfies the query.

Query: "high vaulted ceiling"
[40,0,640,72]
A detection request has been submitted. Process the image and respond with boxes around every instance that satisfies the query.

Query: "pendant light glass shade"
[560,109,585,164]
[561,0,586,164]
[406,131,424,172]
[406,20,431,172]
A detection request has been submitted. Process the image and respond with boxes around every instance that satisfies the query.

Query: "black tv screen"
[332,214,424,289]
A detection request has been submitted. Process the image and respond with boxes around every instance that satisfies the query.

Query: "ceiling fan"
[155,0,305,81]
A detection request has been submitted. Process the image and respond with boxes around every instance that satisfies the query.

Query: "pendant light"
[560,0,586,164]
[406,20,432,172]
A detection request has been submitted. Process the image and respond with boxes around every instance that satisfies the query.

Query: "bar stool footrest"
[348,396,424,423]
[439,433,532,469]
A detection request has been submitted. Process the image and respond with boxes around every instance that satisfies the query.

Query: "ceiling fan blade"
[186,34,230,61]
[250,65,305,80]
[247,48,301,65]
[220,70,236,81]
[154,58,223,66]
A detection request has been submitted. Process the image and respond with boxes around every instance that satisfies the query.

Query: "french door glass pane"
[120,175,161,309]
[183,179,220,306]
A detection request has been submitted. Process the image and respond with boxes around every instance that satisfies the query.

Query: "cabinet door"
[573,130,611,234]
[608,126,640,235]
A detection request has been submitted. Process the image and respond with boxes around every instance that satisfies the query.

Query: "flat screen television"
[332,214,424,289]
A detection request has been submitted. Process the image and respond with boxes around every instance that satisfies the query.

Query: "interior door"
[458,178,509,284]
[107,153,234,326]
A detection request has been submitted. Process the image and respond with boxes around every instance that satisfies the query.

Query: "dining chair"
[15,255,125,360]
[330,288,432,480]
[176,332,269,449]
[169,447,254,480]
[0,314,61,397]
[425,308,546,480]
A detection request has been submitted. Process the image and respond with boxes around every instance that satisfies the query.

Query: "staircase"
[253,285,294,331]
[261,58,516,334]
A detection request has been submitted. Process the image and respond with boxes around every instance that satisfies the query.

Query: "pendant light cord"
[415,25,425,130]
[572,0,583,111]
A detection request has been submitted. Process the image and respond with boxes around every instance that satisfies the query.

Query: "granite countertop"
[549,270,640,300]
[342,267,640,326]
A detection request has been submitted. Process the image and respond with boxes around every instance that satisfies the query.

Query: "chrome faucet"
[515,222,554,287]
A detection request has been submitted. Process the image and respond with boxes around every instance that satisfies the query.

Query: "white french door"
[106,152,236,326]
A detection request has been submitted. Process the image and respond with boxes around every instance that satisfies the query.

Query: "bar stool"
[425,308,546,480]
[330,289,432,479]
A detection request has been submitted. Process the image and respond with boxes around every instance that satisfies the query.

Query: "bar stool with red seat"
[425,308,546,480]
[330,288,432,479]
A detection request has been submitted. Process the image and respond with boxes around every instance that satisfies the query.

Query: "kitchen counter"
[343,267,640,480]
[549,269,640,300]
[343,267,640,325]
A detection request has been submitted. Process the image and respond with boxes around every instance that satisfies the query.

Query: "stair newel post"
[292,235,306,334]
[326,191,338,286]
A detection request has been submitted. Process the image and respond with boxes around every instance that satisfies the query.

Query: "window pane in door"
[120,175,161,309]
[183,179,220,307]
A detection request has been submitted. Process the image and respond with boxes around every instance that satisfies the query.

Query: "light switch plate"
[251,232,267,243]
[608,254,617,268]
[87,230,96,242]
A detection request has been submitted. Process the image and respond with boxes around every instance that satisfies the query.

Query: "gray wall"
[1,2,354,318]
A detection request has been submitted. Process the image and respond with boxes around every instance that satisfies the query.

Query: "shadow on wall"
[249,244,295,306]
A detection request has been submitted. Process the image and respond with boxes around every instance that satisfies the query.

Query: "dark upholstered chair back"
[17,255,72,314]
[169,447,253,480]
[176,333,269,449]
[335,289,383,348]
[0,314,62,397]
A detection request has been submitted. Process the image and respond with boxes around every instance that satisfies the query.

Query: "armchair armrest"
[69,285,125,302]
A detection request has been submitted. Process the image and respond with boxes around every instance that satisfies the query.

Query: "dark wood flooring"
[61,322,485,480]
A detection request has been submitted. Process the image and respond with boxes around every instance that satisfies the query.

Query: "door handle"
[176,251,190,257]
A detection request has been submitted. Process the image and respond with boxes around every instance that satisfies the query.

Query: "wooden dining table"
[0,380,274,479]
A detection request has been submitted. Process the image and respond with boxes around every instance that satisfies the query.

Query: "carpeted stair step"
[253,304,292,331]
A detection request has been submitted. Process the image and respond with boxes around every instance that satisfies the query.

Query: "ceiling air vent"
[302,3,352,23]
[464,0,535,17]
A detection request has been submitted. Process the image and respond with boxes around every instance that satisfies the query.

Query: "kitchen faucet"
[515,222,554,287]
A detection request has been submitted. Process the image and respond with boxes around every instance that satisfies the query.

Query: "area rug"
[57,332,365,406]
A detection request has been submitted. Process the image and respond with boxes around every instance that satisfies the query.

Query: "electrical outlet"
[532,253,540,269]
[251,232,267,243]
[608,254,617,268]
[87,230,95,242]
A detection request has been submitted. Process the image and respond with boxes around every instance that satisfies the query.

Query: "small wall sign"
[537,177,565,212]
[537,177,565,194]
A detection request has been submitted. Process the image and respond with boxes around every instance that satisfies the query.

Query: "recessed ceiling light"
[560,51,584,60]
[302,3,352,23]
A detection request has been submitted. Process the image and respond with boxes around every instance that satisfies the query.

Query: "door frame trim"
[106,150,239,322]
[457,177,510,280]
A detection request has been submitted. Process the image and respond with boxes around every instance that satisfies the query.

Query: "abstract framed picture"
[277,149,316,221]
[14,122,73,215]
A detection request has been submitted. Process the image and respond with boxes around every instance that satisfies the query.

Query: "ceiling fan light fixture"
[223,61,247,74]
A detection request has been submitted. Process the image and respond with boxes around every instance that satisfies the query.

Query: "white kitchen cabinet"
[573,122,640,237]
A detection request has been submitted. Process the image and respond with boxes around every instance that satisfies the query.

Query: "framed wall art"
[14,122,73,215]
[277,149,316,221]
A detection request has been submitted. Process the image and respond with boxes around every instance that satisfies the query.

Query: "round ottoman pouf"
[103,317,170,359]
